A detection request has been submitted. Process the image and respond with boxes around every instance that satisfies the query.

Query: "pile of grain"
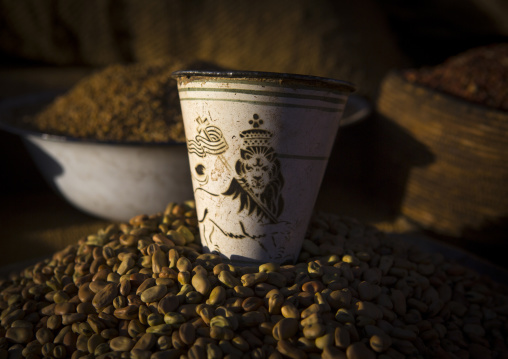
[1,202,507,358]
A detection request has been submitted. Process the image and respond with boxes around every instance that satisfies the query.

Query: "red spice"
[404,43,508,112]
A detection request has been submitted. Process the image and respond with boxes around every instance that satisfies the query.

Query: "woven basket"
[376,71,508,240]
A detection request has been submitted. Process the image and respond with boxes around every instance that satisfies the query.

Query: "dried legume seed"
[1,201,508,359]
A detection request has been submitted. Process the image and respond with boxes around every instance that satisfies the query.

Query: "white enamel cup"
[173,70,354,265]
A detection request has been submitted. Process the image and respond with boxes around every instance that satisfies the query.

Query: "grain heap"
[22,60,188,143]
[404,43,508,112]
[1,202,507,359]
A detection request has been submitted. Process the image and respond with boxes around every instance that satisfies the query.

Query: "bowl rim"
[0,90,187,146]
[172,70,356,93]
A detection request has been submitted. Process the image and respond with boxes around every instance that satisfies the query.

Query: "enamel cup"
[173,70,354,265]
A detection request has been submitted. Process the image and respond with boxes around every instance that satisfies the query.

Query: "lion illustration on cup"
[187,113,292,262]
[223,114,284,222]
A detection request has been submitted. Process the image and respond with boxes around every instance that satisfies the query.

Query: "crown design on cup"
[240,114,272,147]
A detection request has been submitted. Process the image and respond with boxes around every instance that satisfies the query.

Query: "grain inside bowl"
[18,59,221,143]
[1,202,507,358]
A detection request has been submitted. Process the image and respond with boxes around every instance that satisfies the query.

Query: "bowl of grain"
[376,44,508,240]
[0,60,195,222]
[1,59,372,223]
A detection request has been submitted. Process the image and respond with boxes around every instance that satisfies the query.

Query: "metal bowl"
[0,91,193,222]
